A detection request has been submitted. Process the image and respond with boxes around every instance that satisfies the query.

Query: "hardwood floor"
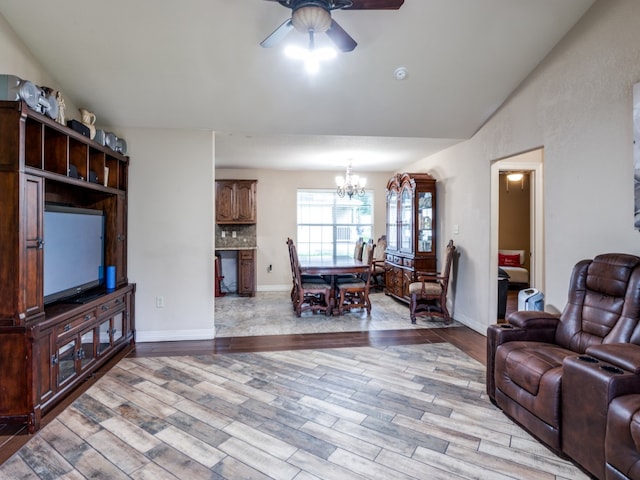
[132,327,487,364]
[0,326,486,466]
[0,286,591,480]
[0,289,512,471]
[0,333,590,480]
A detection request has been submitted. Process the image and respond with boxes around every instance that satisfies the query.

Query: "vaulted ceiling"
[0,0,595,171]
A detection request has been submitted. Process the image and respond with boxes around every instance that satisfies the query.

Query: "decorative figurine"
[55,91,65,125]
[79,108,96,139]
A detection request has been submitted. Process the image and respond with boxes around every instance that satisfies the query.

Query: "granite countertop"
[215,246,257,250]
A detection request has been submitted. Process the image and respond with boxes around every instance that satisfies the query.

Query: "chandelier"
[336,162,366,199]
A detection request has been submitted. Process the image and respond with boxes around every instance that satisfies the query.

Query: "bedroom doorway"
[490,148,545,320]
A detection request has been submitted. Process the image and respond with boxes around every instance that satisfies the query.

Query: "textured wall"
[406,0,640,332]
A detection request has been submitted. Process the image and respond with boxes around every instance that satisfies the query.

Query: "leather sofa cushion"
[495,341,575,427]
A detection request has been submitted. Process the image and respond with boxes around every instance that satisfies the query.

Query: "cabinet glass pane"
[113,312,124,343]
[417,192,433,253]
[400,189,412,251]
[57,339,76,385]
[98,320,110,355]
[80,329,95,369]
[387,192,397,250]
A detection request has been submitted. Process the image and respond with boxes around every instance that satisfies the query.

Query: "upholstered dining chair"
[337,237,368,284]
[336,242,375,315]
[372,235,387,290]
[354,237,364,261]
[408,239,456,324]
[286,238,332,317]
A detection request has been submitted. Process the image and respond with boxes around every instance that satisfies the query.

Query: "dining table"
[298,256,370,315]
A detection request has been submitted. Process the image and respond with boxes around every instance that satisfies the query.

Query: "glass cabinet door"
[113,312,124,343]
[400,188,413,252]
[79,329,95,369]
[98,319,111,355]
[417,191,433,253]
[57,339,76,385]
[387,191,397,250]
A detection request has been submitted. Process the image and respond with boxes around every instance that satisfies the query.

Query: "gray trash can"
[498,268,510,319]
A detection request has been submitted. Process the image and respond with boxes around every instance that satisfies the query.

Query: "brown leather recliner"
[487,253,640,480]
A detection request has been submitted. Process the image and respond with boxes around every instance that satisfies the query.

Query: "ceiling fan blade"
[326,19,357,52]
[344,0,404,9]
[260,19,294,48]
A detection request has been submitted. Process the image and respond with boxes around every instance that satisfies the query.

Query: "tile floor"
[215,291,459,337]
[0,343,589,479]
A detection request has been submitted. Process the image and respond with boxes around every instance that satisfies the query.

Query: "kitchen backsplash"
[215,224,256,248]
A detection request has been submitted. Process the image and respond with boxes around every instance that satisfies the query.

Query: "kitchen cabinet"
[215,180,257,224]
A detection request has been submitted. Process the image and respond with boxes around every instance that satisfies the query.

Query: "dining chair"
[371,234,387,291]
[408,239,456,324]
[286,238,326,308]
[336,236,366,283]
[287,238,333,316]
[354,237,364,261]
[336,242,375,315]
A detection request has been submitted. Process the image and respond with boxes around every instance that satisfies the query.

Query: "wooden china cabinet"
[384,172,437,302]
[0,100,135,432]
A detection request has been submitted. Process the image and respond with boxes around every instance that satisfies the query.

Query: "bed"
[498,249,529,287]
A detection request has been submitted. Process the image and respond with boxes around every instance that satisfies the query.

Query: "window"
[297,189,373,260]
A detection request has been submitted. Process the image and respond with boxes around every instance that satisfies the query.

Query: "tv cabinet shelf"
[0,100,134,432]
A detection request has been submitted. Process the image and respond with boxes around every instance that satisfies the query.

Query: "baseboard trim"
[257,284,290,292]
[136,329,214,343]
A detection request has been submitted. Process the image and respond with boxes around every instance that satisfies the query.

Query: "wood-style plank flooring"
[0,290,568,480]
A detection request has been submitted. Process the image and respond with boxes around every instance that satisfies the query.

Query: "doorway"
[490,148,545,320]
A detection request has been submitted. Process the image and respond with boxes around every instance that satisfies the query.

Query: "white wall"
[405,0,640,333]
[121,128,215,342]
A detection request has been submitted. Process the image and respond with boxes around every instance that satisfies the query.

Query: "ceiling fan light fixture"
[291,5,332,33]
[285,43,336,74]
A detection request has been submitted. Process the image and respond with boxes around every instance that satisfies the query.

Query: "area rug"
[0,343,588,479]
[215,291,461,337]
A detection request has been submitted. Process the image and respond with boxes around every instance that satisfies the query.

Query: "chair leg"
[364,290,371,315]
[410,293,417,324]
[325,291,332,316]
[338,289,346,315]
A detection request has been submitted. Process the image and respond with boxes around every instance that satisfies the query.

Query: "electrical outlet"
[232,231,237,238]
[156,296,165,308]
[221,231,226,238]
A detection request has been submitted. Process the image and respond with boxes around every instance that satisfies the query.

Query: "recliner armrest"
[508,310,560,332]
[586,343,640,374]
[486,312,560,402]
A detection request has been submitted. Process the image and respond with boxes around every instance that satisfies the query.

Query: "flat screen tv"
[44,204,105,304]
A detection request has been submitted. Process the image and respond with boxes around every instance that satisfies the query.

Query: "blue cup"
[106,265,116,290]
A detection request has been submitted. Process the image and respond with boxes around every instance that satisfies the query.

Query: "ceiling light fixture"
[285,42,337,74]
[286,5,337,73]
[291,5,332,33]
[504,171,525,192]
[336,161,366,199]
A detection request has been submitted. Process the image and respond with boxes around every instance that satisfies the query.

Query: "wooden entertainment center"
[0,100,135,432]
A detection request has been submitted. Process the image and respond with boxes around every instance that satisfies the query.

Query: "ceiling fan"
[261,0,404,52]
